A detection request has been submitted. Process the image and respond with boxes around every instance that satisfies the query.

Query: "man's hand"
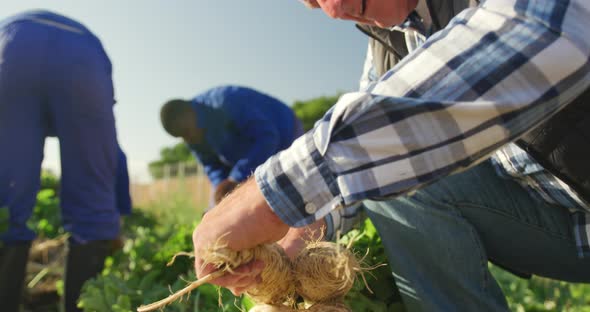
[277,219,327,259]
[193,178,290,295]
[213,179,238,204]
[111,216,127,254]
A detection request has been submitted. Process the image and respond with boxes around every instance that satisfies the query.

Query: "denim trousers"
[363,160,590,311]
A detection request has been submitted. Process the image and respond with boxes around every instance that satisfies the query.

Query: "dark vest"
[357,0,590,202]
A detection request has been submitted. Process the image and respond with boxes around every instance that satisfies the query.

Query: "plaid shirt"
[255,0,590,252]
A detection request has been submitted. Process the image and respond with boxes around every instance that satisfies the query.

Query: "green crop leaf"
[0,206,9,234]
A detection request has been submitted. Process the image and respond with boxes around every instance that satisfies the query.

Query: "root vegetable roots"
[138,238,366,312]
[293,241,360,303]
[137,243,295,312]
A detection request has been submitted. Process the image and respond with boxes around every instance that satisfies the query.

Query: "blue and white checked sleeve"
[255,0,590,228]
[323,40,377,240]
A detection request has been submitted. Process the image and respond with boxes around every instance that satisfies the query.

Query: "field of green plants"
[15,175,590,312]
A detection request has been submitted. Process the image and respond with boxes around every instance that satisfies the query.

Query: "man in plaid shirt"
[192,0,590,310]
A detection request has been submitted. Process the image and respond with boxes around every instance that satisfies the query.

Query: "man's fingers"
[216,273,260,293]
[229,285,253,296]
[195,262,218,279]
[196,259,265,290]
[226,271,264,295]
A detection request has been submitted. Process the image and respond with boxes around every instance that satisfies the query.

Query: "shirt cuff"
[324,203,365,241]
[254,131,344,228]
[229,168,248,183]
[208,173,226,187]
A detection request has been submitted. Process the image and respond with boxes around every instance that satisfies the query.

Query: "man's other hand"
[214,179,238,204]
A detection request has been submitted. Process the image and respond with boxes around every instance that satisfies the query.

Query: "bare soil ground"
[23,236,68,312]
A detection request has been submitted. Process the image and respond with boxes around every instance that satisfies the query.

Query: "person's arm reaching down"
[192,145,230,187]
[256,0,590,228]
[193,0,590,295]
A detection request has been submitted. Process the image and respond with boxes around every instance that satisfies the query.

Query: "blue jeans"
[364,160,590,312]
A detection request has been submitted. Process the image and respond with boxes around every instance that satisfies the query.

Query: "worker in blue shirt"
[0,10,127,312]
[160,85,303,206]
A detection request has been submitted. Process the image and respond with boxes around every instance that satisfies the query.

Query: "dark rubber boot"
[64,240,111,312]
[0,242,32,312]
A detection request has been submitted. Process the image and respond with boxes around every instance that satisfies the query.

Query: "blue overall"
[0,11,120,244]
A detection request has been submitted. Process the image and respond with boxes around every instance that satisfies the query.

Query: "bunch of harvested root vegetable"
[249,241,360,311]
[249,302,351,312]
[137,241,364,312]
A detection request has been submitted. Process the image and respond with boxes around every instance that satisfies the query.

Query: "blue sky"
[2,1,368,182]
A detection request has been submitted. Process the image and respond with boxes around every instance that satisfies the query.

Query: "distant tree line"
[291,94,340,131]
[148,143,196,180]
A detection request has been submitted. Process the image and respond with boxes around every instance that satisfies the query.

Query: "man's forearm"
[213,179,238,204]
[254,0,590,230]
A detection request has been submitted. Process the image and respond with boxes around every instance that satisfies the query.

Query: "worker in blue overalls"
[0,10,129,312]
[160,85,304,209]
